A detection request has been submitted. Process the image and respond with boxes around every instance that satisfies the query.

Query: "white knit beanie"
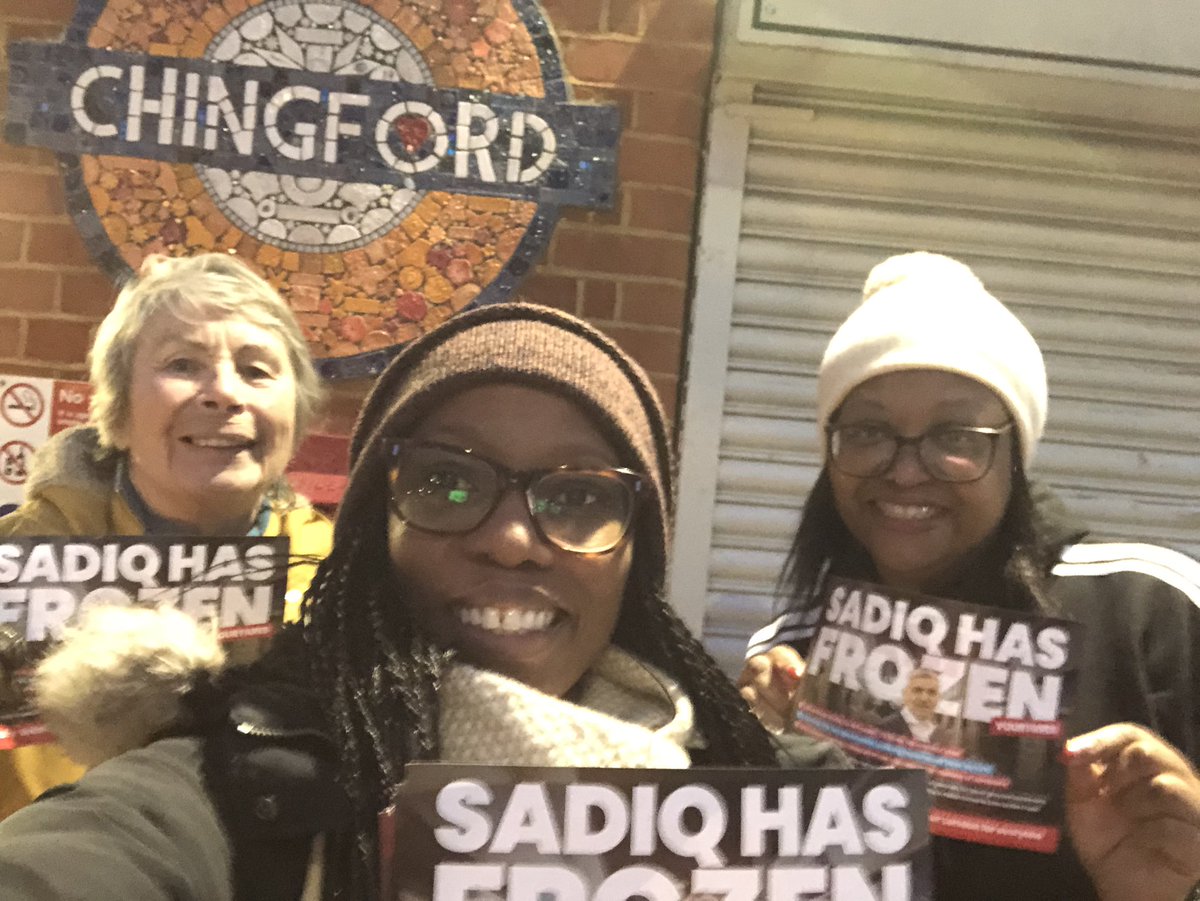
[817,252,1047,463]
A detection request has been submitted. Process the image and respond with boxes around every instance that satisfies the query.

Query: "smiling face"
[386,383,634,698]
[828,369,1014,594]
[118,309,298,534]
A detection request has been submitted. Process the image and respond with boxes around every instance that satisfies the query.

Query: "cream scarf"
[438,647,697,768]
[300,649,697,899]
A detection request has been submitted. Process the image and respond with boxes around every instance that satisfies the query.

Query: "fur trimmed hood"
[37,607,698,772]
[36,606,226,769]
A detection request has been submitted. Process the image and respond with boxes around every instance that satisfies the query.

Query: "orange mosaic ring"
[51,0,590,378]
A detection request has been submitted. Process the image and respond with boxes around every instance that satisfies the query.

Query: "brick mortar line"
[0,161,61,173]
[621,133,704,147]
[554,223,693,238]
[537,269,687,285]
[0,264,105,272]
[568,31,717,42]
[572,81,708,97]
[11,317,102,325]
[538,269,687,286]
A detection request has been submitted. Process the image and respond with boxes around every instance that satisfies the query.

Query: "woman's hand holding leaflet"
[737,645,805,734]
[1065,723,1200,901]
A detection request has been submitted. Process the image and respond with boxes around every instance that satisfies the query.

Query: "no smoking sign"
[1,383,46,429]
[0,376,92,510]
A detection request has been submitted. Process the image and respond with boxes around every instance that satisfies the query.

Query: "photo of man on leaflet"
[877,667,953,745]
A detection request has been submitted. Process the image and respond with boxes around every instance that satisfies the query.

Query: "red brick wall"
[0,3,113,383]
[523,0,715,422]
[0,0,717,432]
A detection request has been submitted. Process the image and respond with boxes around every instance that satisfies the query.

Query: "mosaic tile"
[8,0,618,378]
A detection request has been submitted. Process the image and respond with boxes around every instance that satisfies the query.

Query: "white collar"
[901,706,937,742]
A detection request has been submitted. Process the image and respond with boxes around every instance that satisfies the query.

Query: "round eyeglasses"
[382,439,643,554]
[826,421,1014,483]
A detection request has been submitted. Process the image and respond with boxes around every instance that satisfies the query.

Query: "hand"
[737,645,805,733]
[1065,723,1200,901]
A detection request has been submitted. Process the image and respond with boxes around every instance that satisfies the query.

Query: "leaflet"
[381,763,932,901]
[792,577,1082,853]
[0,535,289,747]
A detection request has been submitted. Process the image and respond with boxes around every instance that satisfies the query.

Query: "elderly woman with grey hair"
[0,252,333,818]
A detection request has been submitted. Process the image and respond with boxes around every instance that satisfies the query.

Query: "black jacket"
[0,678,353,901]
[875,709,955,746]
[0,738,230,900]
[0,669,843,901]
[751,539,1200,901]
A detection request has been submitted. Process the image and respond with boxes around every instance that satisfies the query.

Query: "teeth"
[189,437,251,448]
[522,610,554,631]
[878,502,936,520]
[458,606,555,634]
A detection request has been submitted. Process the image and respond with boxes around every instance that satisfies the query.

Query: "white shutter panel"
[672,82,1200,677]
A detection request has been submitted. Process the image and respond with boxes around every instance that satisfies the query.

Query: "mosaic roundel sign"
[7,0,619,377]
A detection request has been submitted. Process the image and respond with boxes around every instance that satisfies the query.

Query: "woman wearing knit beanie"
[739,252,1200,901]
[0,302,822,901]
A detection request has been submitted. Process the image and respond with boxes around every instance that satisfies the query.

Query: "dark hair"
[294,415,779,899]
[778,458,1082,626]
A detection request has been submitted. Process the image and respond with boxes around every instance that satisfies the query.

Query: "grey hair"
[35,606,225,769]
[88,252,324,451]
[907,667,942,685]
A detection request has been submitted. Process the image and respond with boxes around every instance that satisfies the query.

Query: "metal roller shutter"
[671,81,1200,676]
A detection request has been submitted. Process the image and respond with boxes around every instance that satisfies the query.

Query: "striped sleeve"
[1052,542,1200,609]
[745,607,823,658]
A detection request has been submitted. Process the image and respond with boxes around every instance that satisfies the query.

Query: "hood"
[22,425,116,503]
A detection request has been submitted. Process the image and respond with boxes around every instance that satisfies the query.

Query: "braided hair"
[293,303,779,897]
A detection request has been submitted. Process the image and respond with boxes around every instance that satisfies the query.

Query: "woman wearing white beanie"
[739,252,1200,901]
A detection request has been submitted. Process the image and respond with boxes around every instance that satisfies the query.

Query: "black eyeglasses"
[381,439,643,554]
[826,421,1014,483]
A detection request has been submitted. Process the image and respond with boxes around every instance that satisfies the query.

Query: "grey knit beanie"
[340,302,673,587]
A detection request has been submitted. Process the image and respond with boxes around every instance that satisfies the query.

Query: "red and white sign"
[1,383,45,428]
[0,375,92,513]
